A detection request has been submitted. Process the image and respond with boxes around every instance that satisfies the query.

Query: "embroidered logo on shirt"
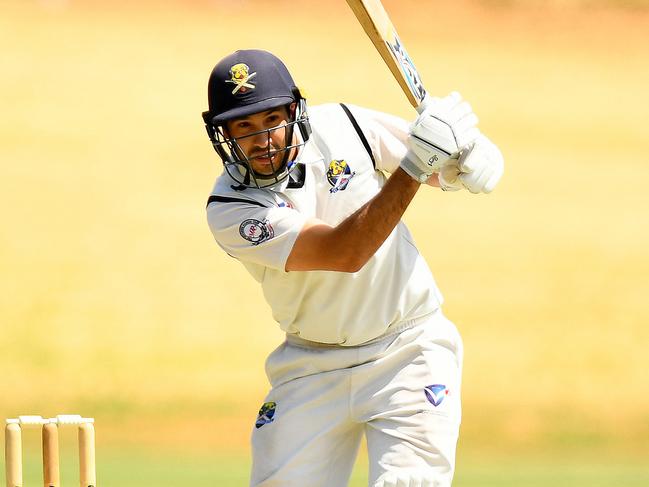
[255,401,277,429]
[326,159,355,193]
[239,218,274,245]
[424,384,448,407]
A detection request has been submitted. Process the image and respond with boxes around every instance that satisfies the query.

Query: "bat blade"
[346,0,428,112]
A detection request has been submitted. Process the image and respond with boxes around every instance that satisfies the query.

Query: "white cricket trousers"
[250,309,463,487]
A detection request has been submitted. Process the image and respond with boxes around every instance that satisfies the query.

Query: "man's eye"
[238,122,250,129]
[267,116,279,124]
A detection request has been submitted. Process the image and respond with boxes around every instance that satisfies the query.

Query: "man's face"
[225,104,296,177]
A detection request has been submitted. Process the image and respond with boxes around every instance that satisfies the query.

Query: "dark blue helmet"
[202,50,311,188]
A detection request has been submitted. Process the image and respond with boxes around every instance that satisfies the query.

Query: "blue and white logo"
[255,401,276,429]
[424,384,448,407]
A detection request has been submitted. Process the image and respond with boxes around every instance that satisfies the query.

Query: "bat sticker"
[385,35,427,104]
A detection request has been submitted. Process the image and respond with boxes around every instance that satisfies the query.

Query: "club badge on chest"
[326,159,356,194]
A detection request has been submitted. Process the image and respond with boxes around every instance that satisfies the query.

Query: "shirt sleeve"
[207,200,307,271]
[343,104,410,174]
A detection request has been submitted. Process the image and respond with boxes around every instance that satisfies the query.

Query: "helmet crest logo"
[226,63,257,94]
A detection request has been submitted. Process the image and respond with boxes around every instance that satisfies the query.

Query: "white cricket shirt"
[207,103,443,345]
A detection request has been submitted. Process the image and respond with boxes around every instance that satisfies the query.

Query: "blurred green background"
[2,0,648,485]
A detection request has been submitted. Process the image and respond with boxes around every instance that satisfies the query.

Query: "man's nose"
[251,130,271,148]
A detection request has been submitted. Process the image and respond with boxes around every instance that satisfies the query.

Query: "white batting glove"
[400,92,480,183]
[458,134,504,193]
[438,159,463,191]
[421,92,481,148]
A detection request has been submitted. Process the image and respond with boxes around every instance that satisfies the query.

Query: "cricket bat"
[345,0,429,113]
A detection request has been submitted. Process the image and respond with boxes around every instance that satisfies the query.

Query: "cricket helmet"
[202,49,311,189]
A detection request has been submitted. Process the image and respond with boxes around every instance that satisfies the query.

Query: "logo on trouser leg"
[255,401,276,429]
[424,384,448,407]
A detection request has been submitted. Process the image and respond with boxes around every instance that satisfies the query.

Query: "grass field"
[2,0,649,485]
[10,446,649,486]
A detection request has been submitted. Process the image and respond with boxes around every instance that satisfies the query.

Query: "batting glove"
[458,134,504,193]
[400,92,480,183]
[437,159,464,191]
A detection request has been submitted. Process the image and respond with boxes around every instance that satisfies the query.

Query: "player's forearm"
[285,168,420,273]
[330,167,420,271]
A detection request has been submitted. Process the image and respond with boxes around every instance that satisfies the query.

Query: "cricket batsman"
[202,49,504,487]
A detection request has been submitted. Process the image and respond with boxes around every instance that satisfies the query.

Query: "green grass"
[7,446,649,486]
[454,463,649,487]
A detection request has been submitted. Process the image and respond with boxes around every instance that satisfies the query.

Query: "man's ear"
[289,102,297,115]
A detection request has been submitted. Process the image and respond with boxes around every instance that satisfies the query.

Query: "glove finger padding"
[453,115,480,146]
[461,166,490,194]
[438,91,463,111]
[447,101,474,124]
[484,171,501,193]
[458,135,504,193]
[457,141,480,173]
[424,91,463,120]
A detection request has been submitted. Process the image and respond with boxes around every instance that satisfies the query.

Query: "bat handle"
[416,93,433,114]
